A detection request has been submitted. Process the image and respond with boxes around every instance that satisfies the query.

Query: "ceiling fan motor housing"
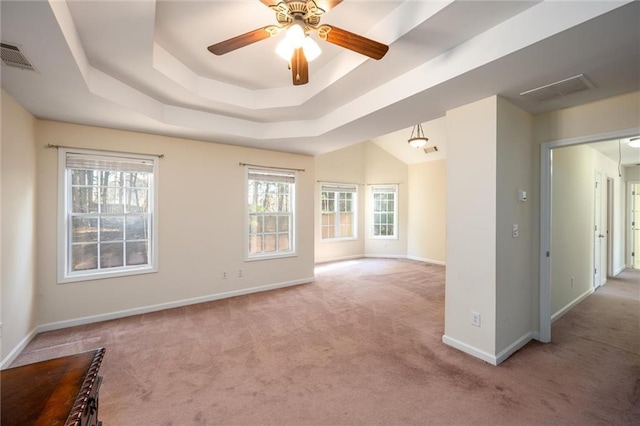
[273,1,324,29]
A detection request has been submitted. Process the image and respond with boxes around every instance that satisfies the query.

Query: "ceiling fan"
[207,0,389,86]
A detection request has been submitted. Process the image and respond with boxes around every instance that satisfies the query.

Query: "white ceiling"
[1,0,639,159]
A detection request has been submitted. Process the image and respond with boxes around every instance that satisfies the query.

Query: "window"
[321,183,357,240]
[246,167,296,259]
[58,149,157,283]
[371,185,398,238]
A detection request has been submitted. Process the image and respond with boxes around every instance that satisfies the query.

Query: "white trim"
[496,332,535,365]
[315,254,447,265]
[613,264,627,276]
[315,254,364,264]
[1,328,38,370]
[594,170,604,289]
[57,148,159,284]
[364,253,406,259]
[539,126,640,344]
[369,184,399,239]
[551,287,594,323]
[628,181,640,269]
[319,182,359,241]
[406,255,446,266]
[37,277,314,333]
[244,166,298,261]
[442,334,497,365]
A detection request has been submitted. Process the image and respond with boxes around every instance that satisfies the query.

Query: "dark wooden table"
[1,347,105,426]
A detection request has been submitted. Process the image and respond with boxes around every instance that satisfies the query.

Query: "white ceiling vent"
[520,74,595,102]
[1,42,35,71]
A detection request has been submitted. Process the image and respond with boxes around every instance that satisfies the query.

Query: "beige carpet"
[10,259,640,425]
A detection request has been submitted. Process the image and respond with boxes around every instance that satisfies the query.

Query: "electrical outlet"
[512,224,519,238]
[222,271,228,279]
[470,312,481,327]
[238,269,243,278]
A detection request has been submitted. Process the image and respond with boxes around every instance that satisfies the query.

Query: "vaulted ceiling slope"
[1,1,639,155]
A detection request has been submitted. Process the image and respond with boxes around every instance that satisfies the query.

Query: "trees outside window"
[371,185,398,239]
[321,183,357,240]
[59,149,157,283]
[247,168,296,259]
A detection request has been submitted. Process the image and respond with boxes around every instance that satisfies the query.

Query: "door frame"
[539,126,640,343]
[607,177,614,277]
[629,181,640,269]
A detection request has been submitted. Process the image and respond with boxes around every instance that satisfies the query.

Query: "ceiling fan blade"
[258,0,280,7]
[291,48,309,86]
[208,26,276,55]
[315,0,344,11]
[318,25,389,60]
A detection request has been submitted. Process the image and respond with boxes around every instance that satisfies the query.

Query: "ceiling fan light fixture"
[276,24,308,61]
[302,36,321,61]
[285,23,305,49]
[408,124,428,148]
[276,38,295,61]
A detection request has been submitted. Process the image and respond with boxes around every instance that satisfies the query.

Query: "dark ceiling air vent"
[1,42,35,71]
[520,74,595,102]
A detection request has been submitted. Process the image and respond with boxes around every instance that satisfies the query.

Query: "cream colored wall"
[444,96,498,356]
[495,97,535,353]
[535,92,640,143]
[625,165,640,181]
[315,141,444,264]
[407,160,446,264]
[550,144,627,316]
[534,92,639,327]
[364,143,408,257]
[35,120,315,326]
[314,143,366,262]
[1,90,38,362]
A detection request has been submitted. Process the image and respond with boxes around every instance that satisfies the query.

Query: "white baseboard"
[315,254,446,266]
[442,334,498,365]
[314,255,364,264]
[551,287,594,323]
[406,255,446,266]
[496,332,534,365]
[1,327,38,370]
[38,277,315,333]
[364,254,407,259]
[613,264,627,276]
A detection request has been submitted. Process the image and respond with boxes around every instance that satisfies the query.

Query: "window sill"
[245,252,297,262]
[320,237,358,243]
[58,266,158,284]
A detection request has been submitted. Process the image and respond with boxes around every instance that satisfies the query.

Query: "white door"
[594,172,604,288]
[632,183,640,269]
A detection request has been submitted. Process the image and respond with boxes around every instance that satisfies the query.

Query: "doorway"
[540,127,639,343]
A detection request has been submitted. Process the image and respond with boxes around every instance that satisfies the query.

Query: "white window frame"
[57,148,159,283]
[320,182,358,241]
[245,166,297,261]
[370,184,398,239]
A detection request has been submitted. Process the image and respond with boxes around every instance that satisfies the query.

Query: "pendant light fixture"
[408,124,428,148]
